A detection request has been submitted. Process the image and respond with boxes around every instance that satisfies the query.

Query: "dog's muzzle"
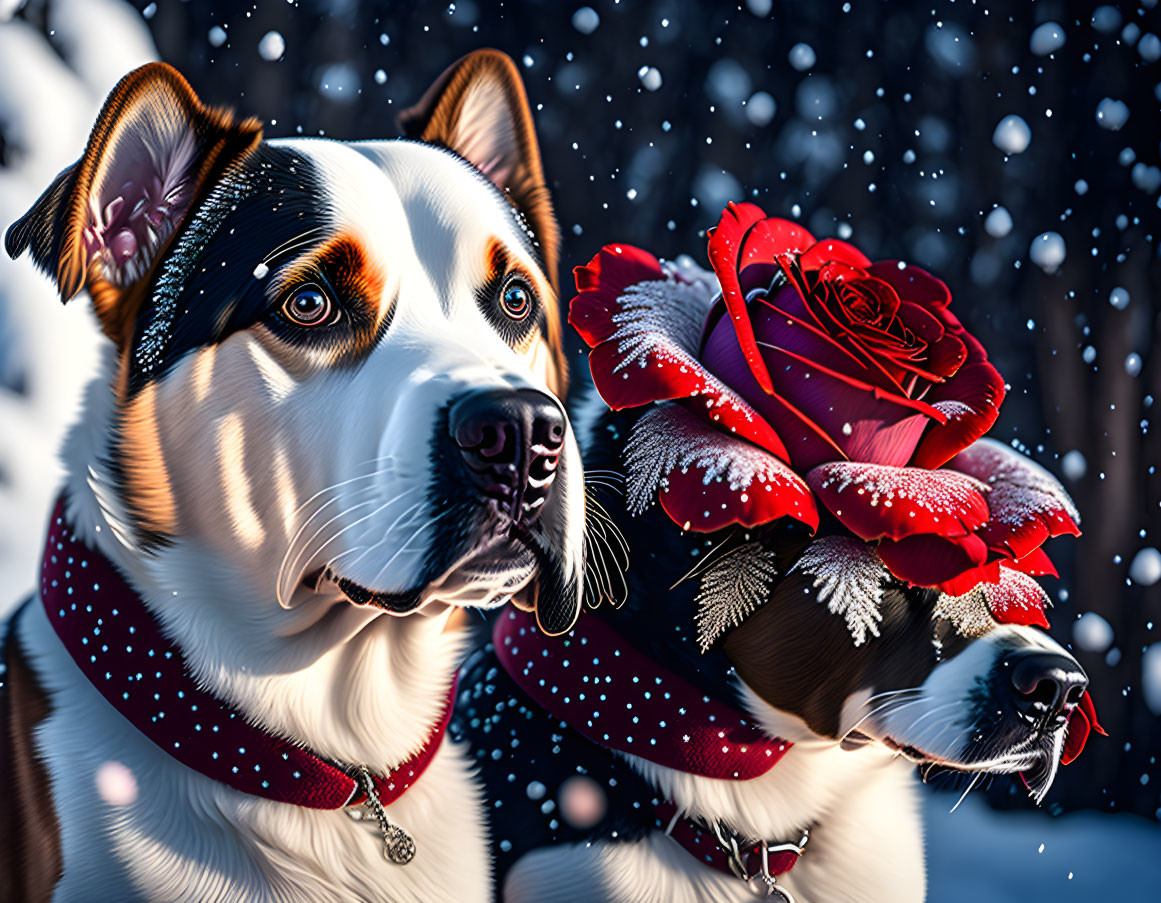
[449,388,565,525]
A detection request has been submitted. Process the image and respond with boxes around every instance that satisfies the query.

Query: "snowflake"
[624,403,807,516]
[694,542,779,652]
[791,536,887,646]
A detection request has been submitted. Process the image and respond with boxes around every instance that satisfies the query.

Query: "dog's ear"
[5,62,262,347]
[399,48,560,294]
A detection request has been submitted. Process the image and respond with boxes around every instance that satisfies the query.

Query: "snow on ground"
[924,790,1161,901]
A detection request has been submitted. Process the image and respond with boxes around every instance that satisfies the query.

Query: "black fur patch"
[451,640,658,884]
[125,144,331,395]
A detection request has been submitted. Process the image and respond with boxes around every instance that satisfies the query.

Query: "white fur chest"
[19,601,492,903]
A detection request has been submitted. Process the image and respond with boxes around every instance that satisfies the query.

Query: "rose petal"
[570,244,667,346]
[705,312,949,468]
[707,203,796,394]
[807,462,991,542]
[1008,547,1058,578]
[799,237,872,271]
[1061,707,1090,766]
[876,532,990,587]
[867,260,952,309]
[738,215,817,269]
[578,258,792,459]
[625,403,818,532]
[910,361,1006,469]
[924,331,968,379]
[937,559,1001,596]
[980,564,1051,628]
[947,439,1081,558]
[1062,691,1104,766]
[896,300,945,344]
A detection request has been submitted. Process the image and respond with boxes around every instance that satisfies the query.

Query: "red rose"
[569,202,1080,603]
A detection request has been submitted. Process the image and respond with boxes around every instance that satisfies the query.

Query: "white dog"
[2,50,583,903]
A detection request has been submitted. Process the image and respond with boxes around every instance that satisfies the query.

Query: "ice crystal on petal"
[624,403,805,516]
[609,277,713,373]
[936,566,1049,635]
[607,273,766,430]
[810,462,990,538]
[694,542,779,652]
[982,567,1051,624]
[791,536,887,646]
[950,438,1080,530]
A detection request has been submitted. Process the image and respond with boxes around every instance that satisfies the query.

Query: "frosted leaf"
[933,586,993,638]
[694,543,779,652]
[791,536,886,646]
[624,403,807,517]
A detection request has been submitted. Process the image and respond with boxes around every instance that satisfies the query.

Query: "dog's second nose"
[450,388,565,522]
[1008,651,1088,727]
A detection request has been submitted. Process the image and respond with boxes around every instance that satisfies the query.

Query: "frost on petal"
[791,535,887,646]
[807,461,990,542]
[981,564,1051,628]
[694,542,780,652]
[625,403,818,532]
[936,563,1049,633]
[586,268,789,457]
[948,438,1080,558]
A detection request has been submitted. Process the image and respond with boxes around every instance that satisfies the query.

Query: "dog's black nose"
[449,388,565,523]
[1007,651,1088,727]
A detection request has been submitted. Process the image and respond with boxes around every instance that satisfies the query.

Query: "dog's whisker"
[277,495,380,608]
[288,488,422,583]
[327,500,427,580]
[277,486,422,607]
[839,692,927,742]
[366,510,452,590]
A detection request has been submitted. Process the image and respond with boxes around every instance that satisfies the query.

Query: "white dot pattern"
[40,496,453,811]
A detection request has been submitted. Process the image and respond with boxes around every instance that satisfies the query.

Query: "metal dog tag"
[382,823,416,865]
[352,765,417,866]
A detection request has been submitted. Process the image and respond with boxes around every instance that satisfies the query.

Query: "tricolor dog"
[1,51,584,902]
[456,401,1091,903]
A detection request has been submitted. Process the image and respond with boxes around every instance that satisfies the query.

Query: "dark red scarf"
[494,607,805,884]
[41,496,454,810]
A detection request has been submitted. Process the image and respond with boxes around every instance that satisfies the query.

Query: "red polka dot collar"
[494,607,791,780]
[40,495,455,814]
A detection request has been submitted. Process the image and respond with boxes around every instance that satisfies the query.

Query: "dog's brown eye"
[500,279,533,321]
[282,286,334,326]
